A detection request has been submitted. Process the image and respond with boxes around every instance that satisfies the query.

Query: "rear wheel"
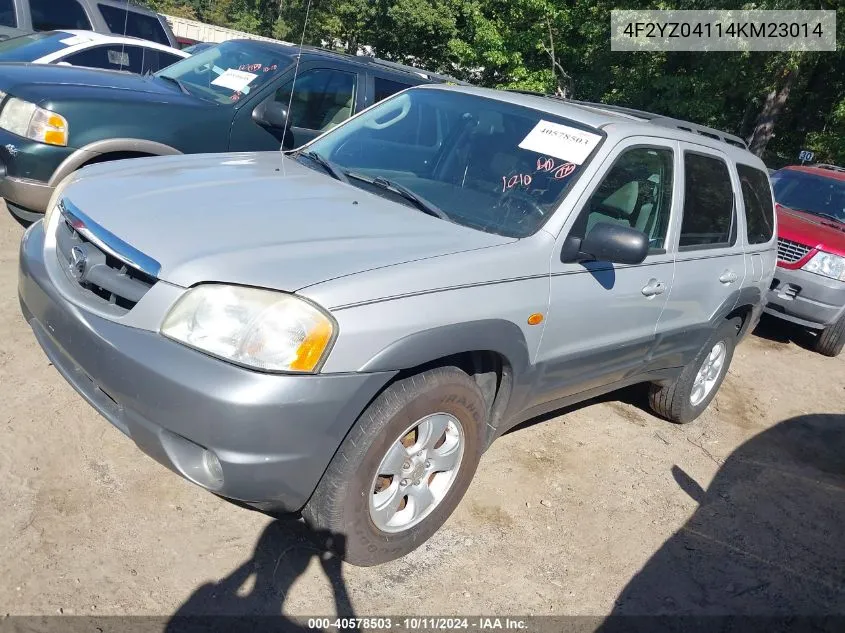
[649,318,741,424]
[814,314,845,357]
[303,366,486,566]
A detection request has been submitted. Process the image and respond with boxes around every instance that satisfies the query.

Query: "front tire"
[649,318,741,424]
[303,366,486,566]
[814,313,845,357]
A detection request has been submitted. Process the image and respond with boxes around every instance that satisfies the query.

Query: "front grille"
[56,214,157,314]
[777,238,812,264]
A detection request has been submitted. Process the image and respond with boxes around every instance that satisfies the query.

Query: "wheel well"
[80,151,153,168]
[394,351,512,433]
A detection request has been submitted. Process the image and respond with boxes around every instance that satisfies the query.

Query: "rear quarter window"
[737,163,775,244]
[99,4,170,45]
[0,0,16,27]
[679,152,736,250]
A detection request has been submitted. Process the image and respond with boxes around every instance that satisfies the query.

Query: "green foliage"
[140,0,844,165]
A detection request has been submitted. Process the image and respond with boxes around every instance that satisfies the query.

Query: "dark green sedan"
[0,38,447,222]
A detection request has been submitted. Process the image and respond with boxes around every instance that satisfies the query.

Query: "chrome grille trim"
[776,238,812,264]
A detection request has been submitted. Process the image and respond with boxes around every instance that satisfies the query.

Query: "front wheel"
[814,313,845,357]
[649,318,741,424]
[303,367,486,566]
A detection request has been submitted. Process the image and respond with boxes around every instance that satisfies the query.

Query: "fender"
[359,319,531,377]
[48,138,182,187]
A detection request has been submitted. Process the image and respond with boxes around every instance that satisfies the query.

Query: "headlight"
[802,251,845,281]
[161,285,335,373]
[0,97,68,146]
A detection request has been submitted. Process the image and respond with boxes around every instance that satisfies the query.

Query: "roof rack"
[812,163,845,172]
[504,90,748,150]
[363,57,466,85]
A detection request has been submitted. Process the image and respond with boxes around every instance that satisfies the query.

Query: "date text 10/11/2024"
[306,617,529,630]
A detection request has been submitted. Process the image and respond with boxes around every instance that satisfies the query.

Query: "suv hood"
[60,152,513,290]
[777,205,845,257]
[0,63,199,106]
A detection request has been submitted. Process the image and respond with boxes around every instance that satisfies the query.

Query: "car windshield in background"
[307,88,604,237]
[772,170,845,223]
[0,31,75,61]
[155,40,293,104]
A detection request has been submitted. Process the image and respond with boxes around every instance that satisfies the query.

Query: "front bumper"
[764,265,845,329]
[18,221,395,510]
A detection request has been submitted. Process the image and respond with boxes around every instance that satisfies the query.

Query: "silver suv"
[18,85,777,565]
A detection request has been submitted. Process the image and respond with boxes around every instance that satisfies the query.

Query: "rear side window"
[374,77,413,102]
[31,0,91,30]
[737,164,775,244]
[679,153,735,249]
[63,44,142,72]
[99,4,170,45]
[0,0,17,27]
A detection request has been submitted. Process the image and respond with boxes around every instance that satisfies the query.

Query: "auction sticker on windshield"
[519,120,602,164]
[211,69,257,92]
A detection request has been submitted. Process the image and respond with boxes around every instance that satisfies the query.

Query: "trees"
[142,0,843,165]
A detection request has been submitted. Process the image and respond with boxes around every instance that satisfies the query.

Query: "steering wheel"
[497,190,546,230]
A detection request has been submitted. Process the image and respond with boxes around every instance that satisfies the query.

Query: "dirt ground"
[1,205,844,621]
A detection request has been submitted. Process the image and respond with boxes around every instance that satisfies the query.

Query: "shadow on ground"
[602,413,845,624]
[166,519,355,632]
[752,313,818,352]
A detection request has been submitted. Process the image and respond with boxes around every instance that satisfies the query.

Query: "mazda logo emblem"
[68,246,87,281]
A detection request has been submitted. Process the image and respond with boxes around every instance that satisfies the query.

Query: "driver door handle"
[719,270,738,284]
[642,278,666,297]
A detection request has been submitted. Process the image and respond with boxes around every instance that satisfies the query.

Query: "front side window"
[31,0,91,31]
[737,164,775,244]
[273,68,356,132]
[571,146,674,251]
[308,89,604,237]
[771,169,845,224]
[143,50,183,73]
[0,0,17,27]
[679,153,735,249]
[156,41,293,104]
[98,5,170,46]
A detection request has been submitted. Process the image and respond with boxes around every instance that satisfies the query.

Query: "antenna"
[280,0,312,170]
[120,0,130,71]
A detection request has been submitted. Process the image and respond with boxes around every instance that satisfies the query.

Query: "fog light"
[203,449,224,487]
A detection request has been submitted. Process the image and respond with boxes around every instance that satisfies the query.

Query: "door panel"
[533,138,680,409]
[653,143,747,367]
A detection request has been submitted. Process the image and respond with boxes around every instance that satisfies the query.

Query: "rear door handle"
[719,270,738,284]
[642,278,666,297]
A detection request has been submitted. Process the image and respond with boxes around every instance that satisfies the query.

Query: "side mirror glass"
[252,100,289,130]
[562,222,648,265]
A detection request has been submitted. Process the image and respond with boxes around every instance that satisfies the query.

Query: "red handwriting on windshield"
[238,63,263,72]
[502,173,533,193]
[536,157,576,180]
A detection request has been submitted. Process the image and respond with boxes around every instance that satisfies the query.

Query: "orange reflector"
[527,313,544,325]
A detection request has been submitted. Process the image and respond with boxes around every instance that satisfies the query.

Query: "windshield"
[307,88,604,237]
[772,169,845,222]
[156,40,293,104]
[0,31,76,62]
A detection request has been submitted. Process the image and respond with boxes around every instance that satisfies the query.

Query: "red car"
[766,164,845,356]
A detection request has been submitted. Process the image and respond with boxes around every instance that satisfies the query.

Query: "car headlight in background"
[802,251,845,281]
[161,285,335,373]
[0,97,68,146]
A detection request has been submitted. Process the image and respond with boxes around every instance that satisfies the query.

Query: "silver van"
[18,85,777,565]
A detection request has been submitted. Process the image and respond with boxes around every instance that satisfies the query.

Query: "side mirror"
[252,100,289,130]
[561,222,648,265]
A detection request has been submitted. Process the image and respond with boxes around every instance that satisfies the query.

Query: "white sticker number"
[210,69,258,92]
[518,120,602,164]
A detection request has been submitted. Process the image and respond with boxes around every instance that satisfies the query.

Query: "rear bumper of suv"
[764,265,845,329]
[19,221,395,511]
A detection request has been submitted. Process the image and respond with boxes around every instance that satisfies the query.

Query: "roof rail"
[504,91,748,150]
[363,57,466,84]
[812,163,845,172]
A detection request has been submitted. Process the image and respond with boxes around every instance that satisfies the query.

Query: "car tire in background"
[814,314,845,357]
[648,318,742,424]
[303,366,486,566]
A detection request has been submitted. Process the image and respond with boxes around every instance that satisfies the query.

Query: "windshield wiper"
[791,208,844,224]
[294,150,349,184]
[158,75,190,95]
[345,171,451,221]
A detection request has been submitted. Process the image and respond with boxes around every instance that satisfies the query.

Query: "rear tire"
[814,314,845,357]
[649,318,741,424]
[303,366,486,566]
